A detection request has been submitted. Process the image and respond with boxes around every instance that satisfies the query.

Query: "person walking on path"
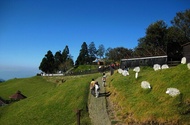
[90,79,96,96]
[88,75,111,125]
[94,82,100,98]
[102,73,106,87]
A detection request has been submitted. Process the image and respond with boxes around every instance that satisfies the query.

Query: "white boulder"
[118,68,123,74]
[122,70,129,76]
[141,81,151,89]
[153,64,161,71]
[181,57,186,64]
[161,64,169,69]
[187,63,190,70]
[166,88,180,97]
[133,67,140,73]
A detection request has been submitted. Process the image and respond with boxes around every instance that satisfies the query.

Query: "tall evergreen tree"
[88,41,97,63]
[171,9,190,43]
[97,44,105,59]
[54,50,62,72]
[59,45,74,72]
[62,45,69,63]
[67,54,74,66]
[39,57,48,73]
[106,47,132,62]
[64,54,74,70]
[136,20,167,56]
[145,20,167,51]
[75,42,89,65]
[105,47,112,59]
[166,26,187,61]
[39,50,55,73]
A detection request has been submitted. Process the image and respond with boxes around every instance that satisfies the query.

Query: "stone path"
[88,76,111,125]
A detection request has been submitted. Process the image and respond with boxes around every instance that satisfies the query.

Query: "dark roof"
[182,42,190,47]
[9,90,27,100]
[121,55,167,61]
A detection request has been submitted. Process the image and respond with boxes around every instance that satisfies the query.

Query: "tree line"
[39,42,107,73]
[136,9,190,61]
[39,9,190,73]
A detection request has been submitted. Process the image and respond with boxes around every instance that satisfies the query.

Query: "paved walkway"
[88,76,111,125]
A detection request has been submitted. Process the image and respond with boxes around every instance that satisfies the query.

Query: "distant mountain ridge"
[0,79,5,83]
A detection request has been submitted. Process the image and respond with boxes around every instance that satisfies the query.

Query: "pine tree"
[39,50,55,73]
[75,42,89,65]
[97,44,105,59]
[88,41,97,64]
[62,45,69,63]
[54,50,62,72]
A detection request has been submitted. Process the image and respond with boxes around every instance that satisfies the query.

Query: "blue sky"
[0,0,189,80]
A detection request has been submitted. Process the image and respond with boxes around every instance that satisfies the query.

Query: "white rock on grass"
[161,64,169,69]
[141,81,151,89]
[187,63,190,70]
[153,64,161,71]
[181,57,186,64]
[133,66,140,73]
[166,88,180,97]
[118,68,123,74]
[122,70,129,76]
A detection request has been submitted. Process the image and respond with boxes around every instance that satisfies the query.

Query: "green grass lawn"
[72,65,99,72]
[107,64,190,124]
[1,64,189,124]
[0,73,100,125]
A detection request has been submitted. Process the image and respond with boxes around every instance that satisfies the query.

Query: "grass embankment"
[107,64,190,124]
[0,73,100,125]
[72,65,99,72]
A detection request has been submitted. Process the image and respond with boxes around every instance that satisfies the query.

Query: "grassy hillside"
[72,65,99,72]
[107,64,190,124]
[0,73,100,125]
[0,77,56,100]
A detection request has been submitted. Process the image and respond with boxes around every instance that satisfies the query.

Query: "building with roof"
[93,58,104,65]
[9,90,27,101]
[183,42,190,63]
[120,55,168,69]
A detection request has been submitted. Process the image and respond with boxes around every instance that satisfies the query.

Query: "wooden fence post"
[76,109,83,125]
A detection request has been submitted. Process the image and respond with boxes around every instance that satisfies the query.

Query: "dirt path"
[88,76,111,125]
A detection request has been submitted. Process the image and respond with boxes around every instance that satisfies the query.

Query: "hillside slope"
[0,73,100,125]
[0,77,56,100]
[107,64,190,124]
